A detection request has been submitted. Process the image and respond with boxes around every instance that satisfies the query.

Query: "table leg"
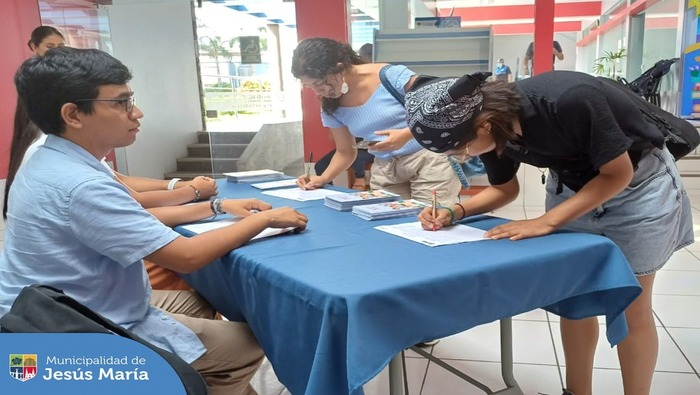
[494,318,524,395]
[388,353,405,395]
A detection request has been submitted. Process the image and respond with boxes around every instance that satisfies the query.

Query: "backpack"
[597,77,700,160]
[0,284,207,395]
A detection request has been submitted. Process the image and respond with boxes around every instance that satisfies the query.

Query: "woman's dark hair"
[27,26,64,51]
[462,80,522,154]
[291,37,366,114]
[3,100,40,219]
[4,47,132,219]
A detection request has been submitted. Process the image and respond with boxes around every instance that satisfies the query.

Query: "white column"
[105,0,203,179]
[379,0,411,30]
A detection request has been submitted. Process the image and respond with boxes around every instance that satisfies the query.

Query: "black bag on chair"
[597,76,700,160]
[0,284,207,395]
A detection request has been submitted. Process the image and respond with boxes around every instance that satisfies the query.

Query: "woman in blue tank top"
[291,37,463,205]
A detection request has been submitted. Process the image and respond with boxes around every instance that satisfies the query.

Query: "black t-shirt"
[480,71,663,192]
[526,41,563,67]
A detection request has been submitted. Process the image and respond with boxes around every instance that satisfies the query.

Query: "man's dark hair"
[5,47,132,219]
[14,47,132,136]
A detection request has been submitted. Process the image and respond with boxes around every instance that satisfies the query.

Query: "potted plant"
[594,48,627,79]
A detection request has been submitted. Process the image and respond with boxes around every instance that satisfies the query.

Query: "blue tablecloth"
[178,181,641,395]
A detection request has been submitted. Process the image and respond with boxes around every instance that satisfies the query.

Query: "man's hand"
[221,198,272,217]
[259,207,308,231]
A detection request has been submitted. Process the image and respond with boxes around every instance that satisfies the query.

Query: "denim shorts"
[545,147,694,275]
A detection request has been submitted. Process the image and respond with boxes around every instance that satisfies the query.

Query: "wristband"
[187,185,200,202]
[209,198,225,218]
[443,206,456,225]
[455,202,467,220]
[167,178,181,190]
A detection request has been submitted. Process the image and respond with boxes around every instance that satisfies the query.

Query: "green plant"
[198,35,235,83]
[594,49,627,78]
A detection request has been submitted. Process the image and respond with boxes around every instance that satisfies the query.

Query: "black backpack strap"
[1,285,208,395]
[379,64,405,105]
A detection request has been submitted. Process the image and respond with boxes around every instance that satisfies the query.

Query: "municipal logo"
[9,354,37,382]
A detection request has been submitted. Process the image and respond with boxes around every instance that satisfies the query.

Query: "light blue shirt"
[321,64,424,161]
[0,135,205,363]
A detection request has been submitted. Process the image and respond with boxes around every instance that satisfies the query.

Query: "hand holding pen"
[418,191,455,231]
[296,151,325,190]
[431,191,437,231]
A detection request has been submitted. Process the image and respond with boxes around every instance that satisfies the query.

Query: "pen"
[306,152,313,179]
[431,190,437,231]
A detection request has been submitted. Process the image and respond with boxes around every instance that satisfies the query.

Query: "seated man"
[0,47,308,395]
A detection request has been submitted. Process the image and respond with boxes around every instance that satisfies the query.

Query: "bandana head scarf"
[405,72,491,153]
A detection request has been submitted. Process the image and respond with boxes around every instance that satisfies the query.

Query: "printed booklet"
[352,199,427,220]
[324,189,400,211]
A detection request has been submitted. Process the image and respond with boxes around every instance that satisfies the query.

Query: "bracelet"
[187,184,200,202]
[167,178,181,190]
[443,206,456,225]
[455,202,467,220]
[209,198,225,218]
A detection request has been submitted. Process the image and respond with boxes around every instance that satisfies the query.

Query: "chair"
[347,160,373,190]
[620,58,678,107]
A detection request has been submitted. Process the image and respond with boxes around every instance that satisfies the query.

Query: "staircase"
[164,131,257,180]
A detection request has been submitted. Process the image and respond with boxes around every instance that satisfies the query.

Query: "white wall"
[106,0,202,179]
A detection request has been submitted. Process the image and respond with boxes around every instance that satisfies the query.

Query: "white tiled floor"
[361,190,700,395]
[2,178,700,395]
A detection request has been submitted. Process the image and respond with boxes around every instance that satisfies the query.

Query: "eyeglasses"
[73,96,135,114]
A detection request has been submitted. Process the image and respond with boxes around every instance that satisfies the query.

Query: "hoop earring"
[340,79,349,94]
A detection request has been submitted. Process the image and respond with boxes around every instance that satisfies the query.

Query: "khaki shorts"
[370,149,462,205]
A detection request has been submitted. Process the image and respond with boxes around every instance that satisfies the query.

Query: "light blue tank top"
[321,64,423,161]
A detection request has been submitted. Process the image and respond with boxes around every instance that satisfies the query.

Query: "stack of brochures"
[352,199,427,221]
[324,189,400,211]
[224,169,286,183]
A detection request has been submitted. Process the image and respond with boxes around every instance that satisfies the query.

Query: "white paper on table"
[261,188,345,201]
[181,218,294,240]
[374,221,490,247]
[251,179,298,190]
[223,169,283,178]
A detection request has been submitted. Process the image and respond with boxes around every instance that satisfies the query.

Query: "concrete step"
[197,131,257,144]
[187,143,248,158]
[176,157,239,173]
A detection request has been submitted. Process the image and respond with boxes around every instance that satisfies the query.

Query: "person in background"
[493,58,512,82]
[406,70,693,395]
[522,40,563,75]
[358,43,373,63]
[1,47,309,394]
[27,25,65,56]
[291,37,461,205]
[313,137,374,190]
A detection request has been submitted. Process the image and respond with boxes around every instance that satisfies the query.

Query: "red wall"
[294,0,349,160]
[0,1,41,179]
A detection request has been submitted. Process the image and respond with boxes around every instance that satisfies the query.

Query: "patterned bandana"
[405,72,491,153]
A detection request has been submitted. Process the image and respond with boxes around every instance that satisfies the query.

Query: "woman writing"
[291,37,462,205]
[406,70,693,395]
